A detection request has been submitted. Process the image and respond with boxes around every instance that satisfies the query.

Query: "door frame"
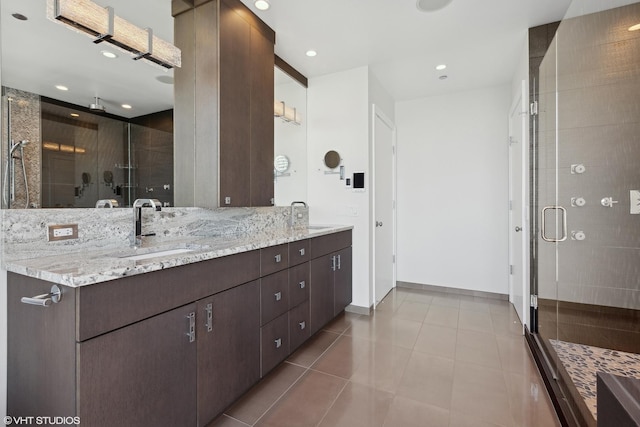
[508,80,530,331]
[371,104,397,308]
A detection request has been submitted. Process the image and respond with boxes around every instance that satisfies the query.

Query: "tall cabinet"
[173,0,275,208]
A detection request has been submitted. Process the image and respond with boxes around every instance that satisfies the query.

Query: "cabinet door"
[289,301,310,352]
[197,281,260,426]
[261,270,290,325]
[334,247,353,316]
[309,254,335,335]
[249,25,275,206]
[289,262,310,309]
[219,1,251,207]
[78,303,198,427]
[261,312,289,376]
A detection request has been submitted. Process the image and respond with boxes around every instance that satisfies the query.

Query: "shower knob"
[571,164,586,174]
[571,231,586,241]
[601,197,618,207]
[571,197,586,207]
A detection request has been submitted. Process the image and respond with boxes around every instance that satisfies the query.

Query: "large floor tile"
[349,342,412,393]
[424,305,460,328]
[225,362,306,425]
[449,411,504,427]
[370,316,422,349]
[311,334,372,379]
[455,329,502,369]
[323,312,364,334]
[505,371,560,427]
[413,324,457,359]
[396,352,455,410]
[496,335,537,374]
[207,415,251,427]
[255,371,347,427]
[458,309,494,333]
[394,300,430,322]
[382,396,449,427]
[318,382,394,427]
[287,330,341,367]
[430,294,461,308]
[451,385,514,427]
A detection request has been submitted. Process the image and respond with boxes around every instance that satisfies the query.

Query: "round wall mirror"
[324,150,341,169]
[274,155,290,173]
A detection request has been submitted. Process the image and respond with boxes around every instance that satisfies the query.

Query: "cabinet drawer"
[309,230,352,259]
[260,270,289,325]
[289,239,309,267]
[261,243,289,276]
[288,262,309,309]
[261,312,289,377]
[289,301,310,352]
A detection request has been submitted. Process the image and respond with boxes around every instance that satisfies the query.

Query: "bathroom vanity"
[6,226,352,427]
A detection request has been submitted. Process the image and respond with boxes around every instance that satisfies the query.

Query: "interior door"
[373,106,396,306]
[508,82,527,329]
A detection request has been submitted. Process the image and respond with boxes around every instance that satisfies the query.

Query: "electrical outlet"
[48,224,79,241]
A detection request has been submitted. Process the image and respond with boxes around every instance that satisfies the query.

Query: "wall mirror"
[273,65,307,206]
[1,0,175,209]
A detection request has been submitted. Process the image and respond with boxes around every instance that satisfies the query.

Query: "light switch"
[631,190,640,214]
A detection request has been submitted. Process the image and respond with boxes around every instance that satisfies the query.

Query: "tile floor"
[208,288,560,427]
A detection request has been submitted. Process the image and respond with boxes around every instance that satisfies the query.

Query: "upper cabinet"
[173,0,275,208]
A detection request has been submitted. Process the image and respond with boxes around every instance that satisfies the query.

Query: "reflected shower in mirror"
[273,66,307,206]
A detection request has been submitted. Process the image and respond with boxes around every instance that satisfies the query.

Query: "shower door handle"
[541,206,567,242]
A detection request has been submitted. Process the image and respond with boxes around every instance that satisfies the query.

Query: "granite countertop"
[4,225,352,288]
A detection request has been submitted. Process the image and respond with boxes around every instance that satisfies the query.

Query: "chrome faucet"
[290,201,307,227]
[132,198,162,246]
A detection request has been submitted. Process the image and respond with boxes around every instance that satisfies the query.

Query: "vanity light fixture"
[254,0,270,11]
[305,50,317,57]
[55,85,69,91]
[43,142,87,154]
[629,23,640,31]
[46,0,181,69]
[274,101,301,125]
[70,113,80,117]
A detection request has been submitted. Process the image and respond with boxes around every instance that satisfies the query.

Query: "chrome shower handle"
[541,206,567,243]
[21,285,62,307]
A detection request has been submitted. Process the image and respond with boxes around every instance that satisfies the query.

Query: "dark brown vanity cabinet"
[309,230,353,335]
[219,0,275,207]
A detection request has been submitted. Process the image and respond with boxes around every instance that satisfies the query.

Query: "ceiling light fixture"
[435,64,447,71]
[306,50,317,57]
[121,104,132,109]
[101,50,118,59]
[254,0,270,11]
[46,0,181,69]
[70,113,80,117]
[416,0,453,12]
[629,23,640,31]
[55,85,69,91]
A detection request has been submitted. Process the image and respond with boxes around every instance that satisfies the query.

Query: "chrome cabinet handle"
[299,321,306,330]
[205,303,213,332]
[299,248,305,256]
[274,292,282,301]
[541,206,567,242]
[376,221,383,227]
[331,255,336,271]
[275,338,282,349]
[274,254,282,263]
[515,226,522,232]
[337,254,341,270]
[299,281,306,289]
[21,285,62,307]
[187,312,196,343]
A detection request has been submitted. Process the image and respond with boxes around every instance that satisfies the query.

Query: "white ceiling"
[1,0,576,118]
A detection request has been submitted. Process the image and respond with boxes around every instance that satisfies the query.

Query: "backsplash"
[1,206,308,262]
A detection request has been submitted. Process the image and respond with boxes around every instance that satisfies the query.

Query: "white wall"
[395,85,511,295]
[307,67,371,309]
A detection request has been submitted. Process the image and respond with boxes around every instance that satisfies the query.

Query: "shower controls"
[630,190,640,214]
[571,197,586,207]
[601,197,618,208]
[571,164,586,174]
[571,231,586,241]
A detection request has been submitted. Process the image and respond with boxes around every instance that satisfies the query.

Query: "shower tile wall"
[2,87,41,208]
[536,3,640,350]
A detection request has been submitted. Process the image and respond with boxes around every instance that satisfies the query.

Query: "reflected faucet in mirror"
[290,201,306,228]
[132,198,161,246]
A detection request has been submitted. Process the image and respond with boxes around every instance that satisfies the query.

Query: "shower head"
[9,140,29,155]
[89,97,106,113]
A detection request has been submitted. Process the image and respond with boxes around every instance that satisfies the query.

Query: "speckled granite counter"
[4,225,352,288]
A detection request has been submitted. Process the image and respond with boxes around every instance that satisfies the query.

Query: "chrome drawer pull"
[299,281,305,289]
[275,338,282,348]
[299,321,306,330]
[21,285,62,307]
[205,303,213,332]
[187,312,196,343]
[299,248,305,256]
[275,254,282,263]
[274,292,282,301]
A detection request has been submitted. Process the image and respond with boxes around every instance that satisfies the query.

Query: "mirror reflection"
[273,67,307,206]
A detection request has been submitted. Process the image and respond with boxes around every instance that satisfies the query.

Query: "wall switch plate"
[631,190,640,214]
[48,224,79,241]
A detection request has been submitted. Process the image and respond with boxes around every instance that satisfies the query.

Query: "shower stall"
[530,2,640,426]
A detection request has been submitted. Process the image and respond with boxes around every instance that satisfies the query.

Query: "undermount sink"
[120,248,195,261]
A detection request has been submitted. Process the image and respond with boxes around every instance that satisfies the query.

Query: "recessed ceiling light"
[629,23,640,31]
[439,75,448,80]
[436,64,447,71]
[416,0,453,12]
[11,13,28,21]
[306,50,317,57]
[121,104,133,109]
[101,50,118,59]
[55,85,69,91]
[254,0,270,10]
[70,113,80,117]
